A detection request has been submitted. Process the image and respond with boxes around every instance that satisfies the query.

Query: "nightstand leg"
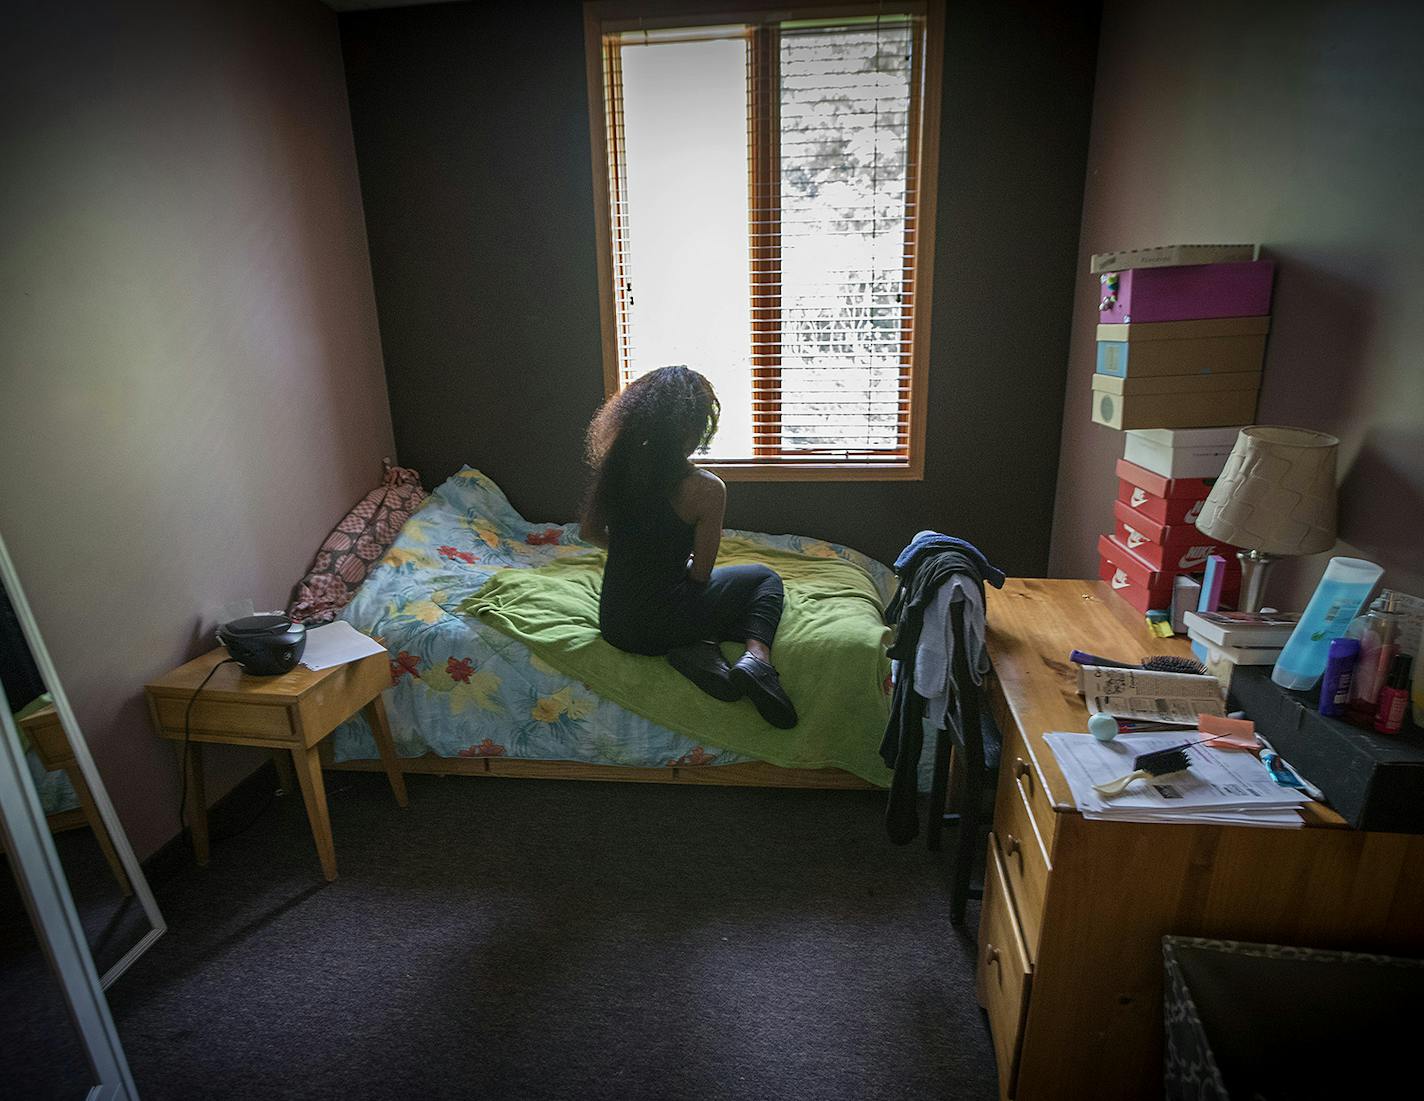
[66,765,132,896]
[271,749,297,794]
[291,746,337,881]
[177,742,209,866]
[364,695,409,808]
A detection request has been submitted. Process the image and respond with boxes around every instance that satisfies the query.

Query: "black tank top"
[602,492,695,603]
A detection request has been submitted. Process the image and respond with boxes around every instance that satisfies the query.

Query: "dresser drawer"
[978,836,1033,1099]
[993,765,1051,961]
[1002,726,1058,854]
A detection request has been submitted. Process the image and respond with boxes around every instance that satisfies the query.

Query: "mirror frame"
[0,530,165,987]
[1,692,138,1099]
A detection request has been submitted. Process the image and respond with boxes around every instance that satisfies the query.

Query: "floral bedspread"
[329,467,896,771]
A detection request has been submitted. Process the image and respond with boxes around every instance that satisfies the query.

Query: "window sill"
[701,462,924,483]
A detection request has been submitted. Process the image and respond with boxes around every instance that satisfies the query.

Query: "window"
[585,1,942,479]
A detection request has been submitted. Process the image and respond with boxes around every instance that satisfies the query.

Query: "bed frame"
[324,750,875,790]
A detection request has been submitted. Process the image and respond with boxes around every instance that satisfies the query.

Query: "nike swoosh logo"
[1111,569,1129,589]
[1178,546,1212,569]
[1130,488,1148,508]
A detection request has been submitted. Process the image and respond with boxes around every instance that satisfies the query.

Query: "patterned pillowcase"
[288,462,427,624]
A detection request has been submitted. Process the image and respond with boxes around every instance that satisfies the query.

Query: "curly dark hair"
[580,365,720,544]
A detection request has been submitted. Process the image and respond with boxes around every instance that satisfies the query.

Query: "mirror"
[0,532,164,989]
[0,863,97,1096]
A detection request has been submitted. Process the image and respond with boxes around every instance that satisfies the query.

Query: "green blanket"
[461,538,894,786]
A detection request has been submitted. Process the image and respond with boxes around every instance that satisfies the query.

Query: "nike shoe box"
[1115,458,1220,527]
[1098,533,1239,615]
[1113,498,1238,573]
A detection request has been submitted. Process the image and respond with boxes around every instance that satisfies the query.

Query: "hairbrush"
[1093,739,1203,797]
[1069,649,1207,676]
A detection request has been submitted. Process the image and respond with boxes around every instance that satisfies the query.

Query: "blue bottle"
[1272,557,1384,691]
[1317,637,1360,717]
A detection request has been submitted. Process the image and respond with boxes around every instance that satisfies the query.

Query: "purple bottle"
[1318,637,1361,718]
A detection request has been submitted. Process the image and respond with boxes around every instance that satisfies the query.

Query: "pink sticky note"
[1198,713,1258,751]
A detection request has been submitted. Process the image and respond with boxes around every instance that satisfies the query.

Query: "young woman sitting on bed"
[581,365,798,728]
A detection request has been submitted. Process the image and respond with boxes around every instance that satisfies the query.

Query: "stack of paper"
[299,620,387,671]
[1045,731,1309,828]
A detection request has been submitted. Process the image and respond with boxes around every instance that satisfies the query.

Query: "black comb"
[1132,744,1193,776]
[1094,738,1204,797]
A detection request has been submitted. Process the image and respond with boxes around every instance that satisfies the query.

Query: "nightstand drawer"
[993,764,1051,961]
[978,835,1033,1099]
[149,695,294,743]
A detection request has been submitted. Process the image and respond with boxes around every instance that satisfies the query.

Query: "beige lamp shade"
[1195,426,1339,555]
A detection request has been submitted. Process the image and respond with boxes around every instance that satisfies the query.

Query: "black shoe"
[729,654,799,729]
[667,642,743,702]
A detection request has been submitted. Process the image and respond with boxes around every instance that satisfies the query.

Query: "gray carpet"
[108,771,997,1100]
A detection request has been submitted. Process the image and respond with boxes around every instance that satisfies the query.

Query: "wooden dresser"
[977,579,1424,1101]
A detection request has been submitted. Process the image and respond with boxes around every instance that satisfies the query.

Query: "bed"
[323,468,897,789]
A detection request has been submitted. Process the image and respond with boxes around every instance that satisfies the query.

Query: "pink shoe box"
[1115,458,1219,527]
[1097,260,1275,324]
[1113,498,1238,573]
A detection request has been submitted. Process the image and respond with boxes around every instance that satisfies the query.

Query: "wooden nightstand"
[145,648,407,881]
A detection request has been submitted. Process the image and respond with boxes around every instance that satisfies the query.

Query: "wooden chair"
[925,596,1001,925]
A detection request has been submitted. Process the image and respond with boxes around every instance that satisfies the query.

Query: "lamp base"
[1236,550,1277,613]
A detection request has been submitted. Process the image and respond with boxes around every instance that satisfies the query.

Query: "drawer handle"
[1013,757,1029,780]
[985,944,1002,969]
[1004,833,1021,858]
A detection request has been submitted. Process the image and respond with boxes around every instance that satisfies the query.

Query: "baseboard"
[141,757,282,887]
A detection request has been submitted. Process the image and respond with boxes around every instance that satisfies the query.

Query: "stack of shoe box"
[1091,253,1274,431]
[1090,246,1272,617]
[1100,453,1240,615]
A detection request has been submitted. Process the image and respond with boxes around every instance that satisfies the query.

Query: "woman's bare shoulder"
[672,466,725,519]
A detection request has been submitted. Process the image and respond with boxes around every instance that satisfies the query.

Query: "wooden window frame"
[584,0,943,482]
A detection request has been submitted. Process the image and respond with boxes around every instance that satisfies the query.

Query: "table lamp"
[1194,426,1339,612]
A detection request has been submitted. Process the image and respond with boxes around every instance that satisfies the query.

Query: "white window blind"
[597,6,931,468]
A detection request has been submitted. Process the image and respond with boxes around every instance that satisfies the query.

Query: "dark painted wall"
[342,0,1099,572]
[1049,0,1424,606]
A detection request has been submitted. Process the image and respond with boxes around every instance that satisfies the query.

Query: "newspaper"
[1045,731,1308,827]
[1077,665,1226,724]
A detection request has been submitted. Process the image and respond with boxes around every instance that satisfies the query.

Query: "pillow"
[288,461,428,624]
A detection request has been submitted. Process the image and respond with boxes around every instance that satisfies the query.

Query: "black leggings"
[600,564,785,656]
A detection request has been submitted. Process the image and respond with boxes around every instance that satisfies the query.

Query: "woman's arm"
[675,469,726,584]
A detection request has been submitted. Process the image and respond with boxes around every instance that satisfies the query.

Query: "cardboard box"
[1115,458,1218,526]
[1091,244,1257,274]
[1094,317,1269,379]
[1123,426,1244,479]
[1091,372,1260,430]
[1097,260,1275,324]
[1113,498,1236,572]
[1229,665,1424,832]
[1099,534,1239,615]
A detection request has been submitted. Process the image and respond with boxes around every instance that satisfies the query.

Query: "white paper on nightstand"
[299,620,386,671]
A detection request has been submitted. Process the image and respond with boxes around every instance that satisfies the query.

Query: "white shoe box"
[1123,426,1244,479]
